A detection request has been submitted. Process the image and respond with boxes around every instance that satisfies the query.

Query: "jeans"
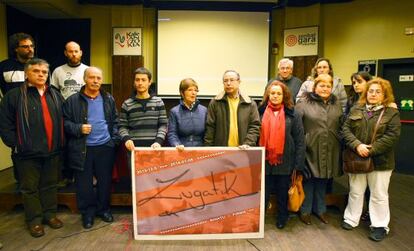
[300,177,328,215]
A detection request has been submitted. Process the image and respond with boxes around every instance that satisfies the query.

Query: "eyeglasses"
[223,78,239,84]
[18,44,35,49]
[368,89,383,95]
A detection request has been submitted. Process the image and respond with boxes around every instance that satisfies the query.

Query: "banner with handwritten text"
[132,147,265,240]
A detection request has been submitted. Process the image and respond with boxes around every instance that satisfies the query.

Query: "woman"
[341,78,400,242]
[168,78,207,148]
[259,81,305,229]
[295,74,343,225]
[346,71,372,222]
[346,71,372,115]
[296,58,347,112]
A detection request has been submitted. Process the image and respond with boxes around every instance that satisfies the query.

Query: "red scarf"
[259,103,285,165]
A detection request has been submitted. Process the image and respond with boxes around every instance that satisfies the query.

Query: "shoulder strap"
[370,108,385,144]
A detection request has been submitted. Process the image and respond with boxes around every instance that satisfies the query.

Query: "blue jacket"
[168,100,207,147]
[63,86,119,171]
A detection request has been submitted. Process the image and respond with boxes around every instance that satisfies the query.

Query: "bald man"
[51,41,89,99]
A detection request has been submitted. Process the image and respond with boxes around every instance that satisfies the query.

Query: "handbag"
[343,109,385,174]
[288,170,305,212]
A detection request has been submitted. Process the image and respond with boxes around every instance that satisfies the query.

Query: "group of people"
[0,33,400,243]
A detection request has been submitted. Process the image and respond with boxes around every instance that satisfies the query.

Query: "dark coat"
[63,87,119,171]
[0,84,65,159]
[167,100,207,147]
[342,105,401,171]
[295,92,344,178]
[204,91,261,146]
[258,104,306,175]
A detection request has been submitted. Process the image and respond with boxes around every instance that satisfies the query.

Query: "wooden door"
[291,56,318,81]
[112,56,143,109]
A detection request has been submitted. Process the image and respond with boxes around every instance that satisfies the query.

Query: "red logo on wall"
[285,35,298,47]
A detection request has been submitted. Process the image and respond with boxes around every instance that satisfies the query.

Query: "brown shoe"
[29,224,45,238]
[43,217,63,229]
[299,213,312,225]
[318,213,329,224]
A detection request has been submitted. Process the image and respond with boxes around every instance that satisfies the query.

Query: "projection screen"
[157,10,270,97]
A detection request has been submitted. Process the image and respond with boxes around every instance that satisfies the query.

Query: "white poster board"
[131,147,265,240]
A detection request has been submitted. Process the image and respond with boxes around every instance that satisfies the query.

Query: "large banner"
[283,26,318,57]
[131,147,265,240]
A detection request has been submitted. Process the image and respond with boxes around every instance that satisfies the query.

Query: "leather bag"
[288,170,305,212]
[343,109,385,174]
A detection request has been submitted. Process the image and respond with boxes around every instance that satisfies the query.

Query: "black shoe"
[341,221,354,230]
[98,212,114,223]
[82,216,94,229]
[276,220,287,229]
[361,211,370,222]
[369,227,387,242]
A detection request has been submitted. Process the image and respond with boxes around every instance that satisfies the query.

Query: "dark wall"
[6,6,91,72]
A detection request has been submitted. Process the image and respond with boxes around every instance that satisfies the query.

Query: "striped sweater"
[119,94,168,147]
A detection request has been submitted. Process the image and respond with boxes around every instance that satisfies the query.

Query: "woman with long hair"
[296,58,348,112]
[259,81,305,229]
[346,71,373,115]
[341,78,401,242]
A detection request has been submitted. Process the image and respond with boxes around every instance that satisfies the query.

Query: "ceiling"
[3,0,353,19]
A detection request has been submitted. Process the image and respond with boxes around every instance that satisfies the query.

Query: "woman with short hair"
[168,78,207,148]
[295,73,343,225]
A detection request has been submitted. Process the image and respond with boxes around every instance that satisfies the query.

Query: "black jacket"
[0,84,65,159]
[63,87,119,171]
[258,104,306,175]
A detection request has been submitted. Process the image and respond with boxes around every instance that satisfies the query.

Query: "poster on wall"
[358,60,377,76]
[131,147,265,240]
[113,27,142,55]
[283,26,318,57]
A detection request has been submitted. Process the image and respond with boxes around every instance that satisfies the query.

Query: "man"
[266,58,302,103]
[0,33,35,96]
[51,41,88,187]
[119,67,168,151]
[204,70,260,147]
[51,41,89,99]
[0,58,65,238]
[0,33,35,188]
[63,67,119,229]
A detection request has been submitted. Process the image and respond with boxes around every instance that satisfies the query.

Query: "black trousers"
[265,174,290,222]
[15,155,60,226]
[75,145,115,217]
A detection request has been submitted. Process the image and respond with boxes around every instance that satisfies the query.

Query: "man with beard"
[51,42,89,187]
[51,41,89,99]
[0,33,35,96]
[0,33,35,189]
